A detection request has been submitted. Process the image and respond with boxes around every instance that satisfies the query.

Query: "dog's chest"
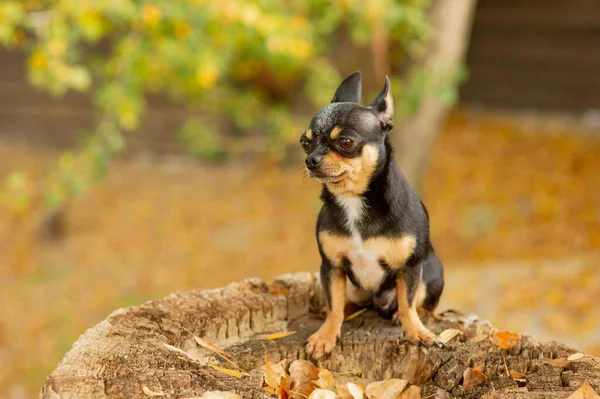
[335,197,387,291]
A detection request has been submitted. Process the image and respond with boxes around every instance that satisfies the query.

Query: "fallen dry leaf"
[439,328,462,344]
[207,363,244,378]
[490,331,519,350]
[289,359,320,398]
[316,367,334,391]
[509,370,526,379]
[193,335,228,358]
[263,359,289,394]
[463,367,488,389]
[546,357,570,368]
[399,385,421,399]
[142,385,165,397]
[199,392,242,399]
[344,308,367,321]
[193,334,246,373]
[566,382,600,399]
[260,331,297,341]
[346,382,365,399]
[336,384,352,399]
[568,353,586,361]
[364,379,408,399]
[309,389,339,399]
[337,382,365,399]
[163,343,202,362]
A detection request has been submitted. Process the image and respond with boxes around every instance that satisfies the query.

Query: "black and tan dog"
[300,71,445,359]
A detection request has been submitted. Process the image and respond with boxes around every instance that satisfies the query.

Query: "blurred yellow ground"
[0,110,599,397]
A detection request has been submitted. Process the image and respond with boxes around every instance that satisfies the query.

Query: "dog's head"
[300,71,394,196]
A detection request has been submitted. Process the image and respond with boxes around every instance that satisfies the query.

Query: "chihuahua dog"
[301,72,445,359]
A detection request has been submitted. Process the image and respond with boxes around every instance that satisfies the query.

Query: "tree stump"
[41,273,600,398]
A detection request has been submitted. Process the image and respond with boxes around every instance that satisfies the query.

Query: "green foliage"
[0,0,463,208]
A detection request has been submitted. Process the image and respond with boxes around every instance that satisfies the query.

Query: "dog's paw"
[405,325,444,348]
[393,311,444,348]
[306,329,338,359]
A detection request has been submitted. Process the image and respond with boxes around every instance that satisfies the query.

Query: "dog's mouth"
[307,169,347,184]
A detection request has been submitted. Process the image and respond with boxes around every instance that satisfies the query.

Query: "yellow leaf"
[462,367,488,389]
[163,343,202,362]
[566,382,600,399]
[490,331,519,350]
[192,334,247,374]
[193,335,228,358]
[568,353,585,361]
[207,363,244,379]
[196,62,219,89]
[261,331,296,341]
[364,379,409,399]
[141,4,161,26]
[47,38,66,57]
[344,308,367,321]
[289,359,319,398]
[315,367,333,391]
[29,50,47,70]
[439,328,462,344]
[141,385,165,397]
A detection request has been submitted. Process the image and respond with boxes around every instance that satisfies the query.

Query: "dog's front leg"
[393,264,443,347]
[306,271,346,359]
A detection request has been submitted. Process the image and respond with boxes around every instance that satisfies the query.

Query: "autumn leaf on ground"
[399,385,421,399]
[364,379,408,399]
[263,358,289,395]
[439,328,462,344]
[490,331,519,350]
[193,334,246,373]
[258,331,297,341]
[308,389,339,399]
[163,343,202,362]
[142,385,165,397]
[546,357,570,368]
[568,353,585,361]
[315,367,334,391]
[566,382,600,399]
[462,368,488,389]
[509,370,526,379]
[199,392,242,399]
[336,382,365,399]
[288,359,319,398]
[163,343,244,378]
[206,363,244,379]
[344,308,367,322]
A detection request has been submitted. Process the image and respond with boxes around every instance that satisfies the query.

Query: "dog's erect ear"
[369,76,394,131]
[331,71,362,104]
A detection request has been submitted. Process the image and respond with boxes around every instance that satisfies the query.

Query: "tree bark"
[41,273,600,399]
[394,0,478,188]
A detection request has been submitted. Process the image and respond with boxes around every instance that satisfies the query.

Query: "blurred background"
[1,0,599,397]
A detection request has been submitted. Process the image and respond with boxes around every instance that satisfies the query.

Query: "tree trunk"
[41,273,600,399]
[394,0,478,188]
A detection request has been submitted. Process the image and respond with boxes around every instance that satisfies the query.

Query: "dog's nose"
[306,155,323,168]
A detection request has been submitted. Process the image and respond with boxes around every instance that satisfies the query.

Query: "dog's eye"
[300,137,310,152]
[338,137,354,149]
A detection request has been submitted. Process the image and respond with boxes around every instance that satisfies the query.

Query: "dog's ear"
[369,76,394,131]
[331,71,362,104]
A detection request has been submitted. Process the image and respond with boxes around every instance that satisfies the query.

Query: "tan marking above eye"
[305,129,313,140]
[318,231,416,269]
[330,126,342,140]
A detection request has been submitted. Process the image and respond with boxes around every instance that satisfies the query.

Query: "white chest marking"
[335,196,386,291]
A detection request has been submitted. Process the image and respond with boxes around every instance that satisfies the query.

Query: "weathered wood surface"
[41,273,600,398]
